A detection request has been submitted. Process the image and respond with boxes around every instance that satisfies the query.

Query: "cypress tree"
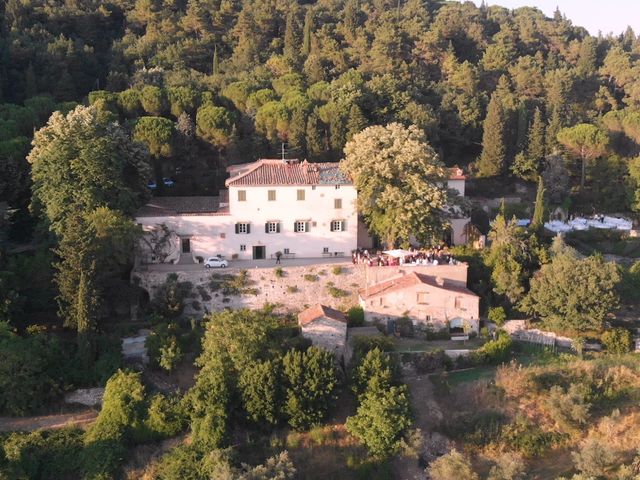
[302,9,313,57]
[546,108,562,155]
[212,43,219,75]
[531,176,546,231]
[284,8,301,66]
[477,92,507,177]
[306,111,324,159]
[288,108,307,156]
[527,107,546,167]
[346,104,367,142]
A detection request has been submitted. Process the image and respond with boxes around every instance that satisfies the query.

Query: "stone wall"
[132,262,470,317]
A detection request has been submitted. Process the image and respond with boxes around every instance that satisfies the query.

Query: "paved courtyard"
[135,256,350,272]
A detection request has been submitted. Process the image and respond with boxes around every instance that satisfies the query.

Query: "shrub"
[500,416,566,457]
[545,383,591,434]
[303,274,318,282]
[153,273,193,318]
[474,330,512,364]
[487,452,526,480]
[427,449,479,480]
[327,285,349,298]
[601,328,632,354]
[145,323,183,371]
[332,266,343,275]
[488,306,507,326]
[286,285,298,294]
[412,349,452,374]
[351,336,394,361]
[144,394,187,439]
[395,316,414,337]
[571,438,617,477]
[274,267,284,278]
[347,306,365,327]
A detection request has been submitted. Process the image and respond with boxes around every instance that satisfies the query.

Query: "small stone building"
[359,272,480,333]
[298,304,348,360]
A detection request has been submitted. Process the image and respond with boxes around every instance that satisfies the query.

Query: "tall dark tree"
[477,92,507,177]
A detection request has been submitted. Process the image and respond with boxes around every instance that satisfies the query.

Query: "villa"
[135,159,470,263]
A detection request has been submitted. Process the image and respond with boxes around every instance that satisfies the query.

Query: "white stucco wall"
[227,184,358,259]
[447,179,465,197]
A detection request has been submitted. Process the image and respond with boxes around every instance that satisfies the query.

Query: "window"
[335,185,341,189]
[235,222,250,234]
[238,190,246,201]
[294,221,308,233]
[330,220,344,232]
[220,233,226,239]
[455,297,461,309]
[240,244,246,251]
[265,221,280,233]
[312,185,316,190]
[268,190,276,201]
[426,315,432,322]
[297,189,305,201]
[323,247,329,254]
[417,292,429,304]
[334,198,342,209]
[284,248,290,254]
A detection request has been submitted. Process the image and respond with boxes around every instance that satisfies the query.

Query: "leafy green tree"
[341,123,448,247]
[28,105,150,236]
[351,348,396,399]
[346,382,412,457]
[521,238,620,333]
[477,91,507,177]
[527,107,546,170]
[487,452,526,480]
[183,357,231,449]
[0,326,68,415]
[283,347,338,430]
[86,369,146,443]
[557,124,609,188]
[167,86,198,118]
[151,273,193,319]
[238,358,283,426]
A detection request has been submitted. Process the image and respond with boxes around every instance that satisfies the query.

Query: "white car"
[205,257,228,268]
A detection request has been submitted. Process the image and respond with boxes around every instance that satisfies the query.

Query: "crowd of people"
[351,246,457,267]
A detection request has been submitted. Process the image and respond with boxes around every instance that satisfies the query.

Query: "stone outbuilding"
[298,304,348,360]
[359,272,480,333]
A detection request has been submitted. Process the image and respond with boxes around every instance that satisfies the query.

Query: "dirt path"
[392,366,446,480]
[0,410,98,433]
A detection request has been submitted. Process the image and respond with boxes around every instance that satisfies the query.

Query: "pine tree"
[527,107,546,168]
[531,176,546,231]
[302,9,313,57]
[477,92,507,177]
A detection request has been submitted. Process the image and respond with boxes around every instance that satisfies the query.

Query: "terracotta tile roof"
[359,272,477,300]
[136,196,222,217]
[298,304,348,327]
[226,159,465,187]
[448,166,466,180]
[225,159,351,187]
